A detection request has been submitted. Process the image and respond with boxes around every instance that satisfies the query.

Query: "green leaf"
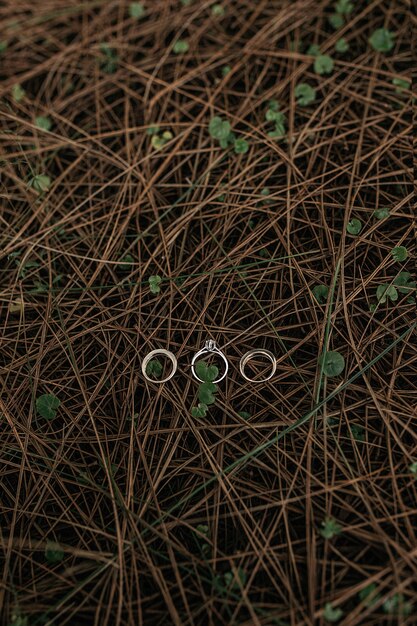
[265,108,285,122]
[328,13,344,29]
[307,44,320,56]
[312,284,329,304]
[320,516,342,539]
[335,37,349,53]
[99,44,118,73]
[319,351,345,377]
[45,540,64,563]
[392,77,410,93]
[238,411,251,420]
[191,403,208,418]
[209,116,231,140]
[146,125,160,135]
[145,359,163,378]
[17,260,39,279]
[148,275,162,294]
[358,583,381,607]
[195,523,209,535]
[195,359,219,382]
[151,134,166,150]
[12,84,26,102]
[36,394,60,419]
[373,207,390,219]
[391,246,407,262]
[151,130,172,149]
[268,122,286,138]
[314,54,334,75]
[211,3,225,16]
[409,461,417,477]
[118,253,133,270]
[323,602,343,623]
[221,65,231,76]
[383,593,412,616]
[260,187,271,201]
[224,567,246,590]
[198,382,217,405]
[35,116,52,131]
[29,174,51,193]
[295,83,316,106]
[234,138,249,154]
[376,284,398,304]
[129,2,145,18]
[267,99,280,112]
[173,39,189,54]
[346,218,362,235]
[9,612,28,626]
[335,0,354,14]
[0,41,8,53]
[369,28,395,53]
[393,272,416,294]
[351,424,364,441]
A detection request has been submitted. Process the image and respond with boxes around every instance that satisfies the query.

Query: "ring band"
[142,349,177,383]
[239,349,276,382]
[191,339,228,383]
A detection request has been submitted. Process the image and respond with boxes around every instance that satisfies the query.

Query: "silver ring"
[141,349,177,383]
[239,349,276,382]
[191,339,228,383]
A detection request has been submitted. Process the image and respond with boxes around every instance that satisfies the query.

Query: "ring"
[141,349,178,383]
[191,339,228,383]
[239,349,276,382]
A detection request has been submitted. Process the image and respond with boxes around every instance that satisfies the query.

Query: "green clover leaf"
[35,116,52,131]
[369,28,395,53]
[323,602,343,623]
[319,351,345,377]
[295,83,316,106]
[12,84,26,102]
[314,54,334,75]
[391,246,407,262]
[129,2,145,18]
[312,284,329,304]
[335,0,354,14]
[148,275,162,294]
[145,359,163,378]
[346,218,362,235]
[328,13,344,29]
[173,39,189,54]
[393,272,416,294]
[209,116,232,140]
[29,174,51,193]
[191,403,208,418]
[36,394,60,419]
[195,360,219,382]
[45,540,65,563]
[198,382,217,405]
[376,284,398,304]
[358,583,381,607]
[373,207,390,219]
[320,516,342,539]
[335,37,349,53]
[234,138,249,154]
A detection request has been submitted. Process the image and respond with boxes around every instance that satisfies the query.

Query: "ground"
[0,1,415,625]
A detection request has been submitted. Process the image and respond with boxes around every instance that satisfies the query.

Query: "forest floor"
[0,1,415,625]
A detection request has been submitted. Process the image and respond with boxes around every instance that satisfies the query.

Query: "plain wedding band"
[239,349,276,382]
[141,349,178,383]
